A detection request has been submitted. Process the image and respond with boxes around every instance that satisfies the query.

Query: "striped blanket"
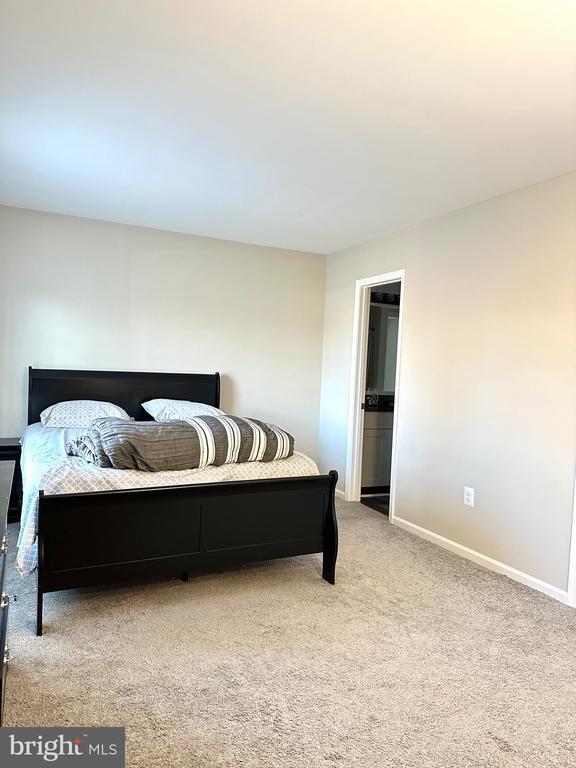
[66,416,294,472]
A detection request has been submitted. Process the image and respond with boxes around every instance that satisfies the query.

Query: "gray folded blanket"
[66,416,294,471]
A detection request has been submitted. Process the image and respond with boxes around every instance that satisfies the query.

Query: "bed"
[22,368,338,636]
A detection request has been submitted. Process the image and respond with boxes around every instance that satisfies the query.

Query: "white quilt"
[16,423,319,574]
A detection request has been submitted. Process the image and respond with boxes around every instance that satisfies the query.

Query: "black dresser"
[0,461,14,726]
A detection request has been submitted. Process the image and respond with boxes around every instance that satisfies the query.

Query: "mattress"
[16,423,319,574]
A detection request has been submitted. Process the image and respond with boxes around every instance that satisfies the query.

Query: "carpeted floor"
[5,500,576,767]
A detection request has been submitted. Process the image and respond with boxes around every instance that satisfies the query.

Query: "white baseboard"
[393,516,569,606]
[335,488,346,500]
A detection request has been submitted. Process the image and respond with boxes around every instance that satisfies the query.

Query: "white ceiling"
[1,1,575,254]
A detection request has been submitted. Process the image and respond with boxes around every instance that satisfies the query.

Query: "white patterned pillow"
[142,398,225,422]
[40,400,131,428]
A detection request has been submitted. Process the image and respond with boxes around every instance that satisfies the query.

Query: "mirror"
[366,304,399,394]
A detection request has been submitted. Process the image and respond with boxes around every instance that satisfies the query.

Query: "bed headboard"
[27,367,221,425]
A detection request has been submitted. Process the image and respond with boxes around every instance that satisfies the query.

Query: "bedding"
[142,398,225,421]
[17,423,319,575]
[66,415,294,471]
[40,399,131,427]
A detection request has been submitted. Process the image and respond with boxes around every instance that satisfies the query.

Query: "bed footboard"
[36,471,338,635]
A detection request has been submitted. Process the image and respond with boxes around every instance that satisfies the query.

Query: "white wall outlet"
[464,486,475,507]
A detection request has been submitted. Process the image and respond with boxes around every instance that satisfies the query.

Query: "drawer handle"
[0,593,16,609]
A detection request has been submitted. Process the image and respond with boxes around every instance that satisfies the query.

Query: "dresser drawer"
[0,461,11,725]
[0,550,6,600]
[0,598,9,727]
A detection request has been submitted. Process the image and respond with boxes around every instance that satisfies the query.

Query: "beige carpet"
[5,501,576,767]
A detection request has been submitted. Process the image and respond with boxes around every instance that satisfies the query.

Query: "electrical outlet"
[464,486,475,507]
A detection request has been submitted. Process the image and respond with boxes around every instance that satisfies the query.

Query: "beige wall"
[0,206,326,460]
[2,177,575,591]
[319,173,576,590]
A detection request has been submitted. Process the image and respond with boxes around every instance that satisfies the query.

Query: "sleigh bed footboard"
[35,470,338,636]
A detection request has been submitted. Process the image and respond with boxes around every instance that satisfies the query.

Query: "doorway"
[345,270,405,522]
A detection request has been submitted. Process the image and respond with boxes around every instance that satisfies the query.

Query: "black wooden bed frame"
[29,368,338,636]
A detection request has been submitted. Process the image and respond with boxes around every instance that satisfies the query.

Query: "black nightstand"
[0,440,21,523]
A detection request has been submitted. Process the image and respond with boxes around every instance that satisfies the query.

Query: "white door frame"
[568,470,576,607]
[345,269,406,523]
